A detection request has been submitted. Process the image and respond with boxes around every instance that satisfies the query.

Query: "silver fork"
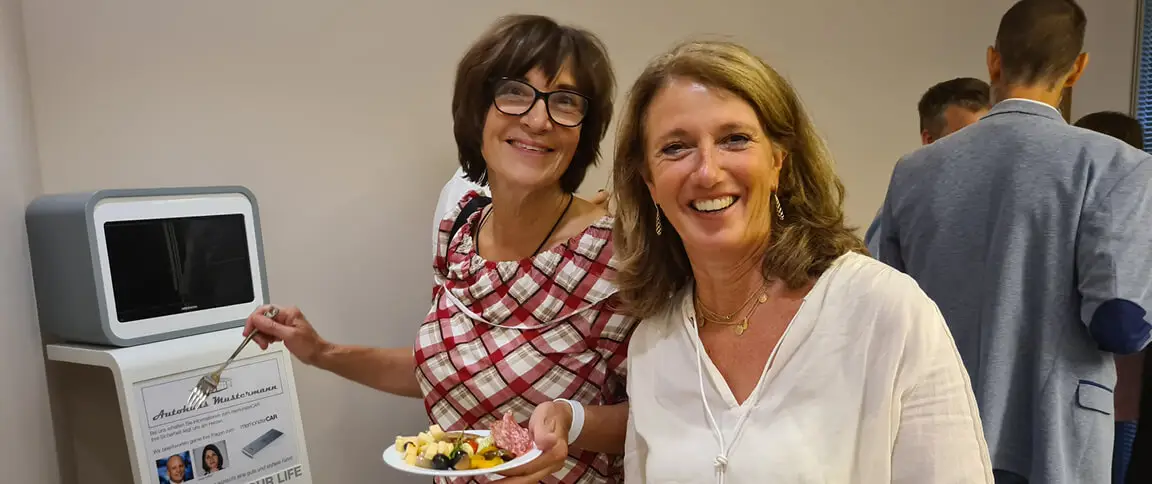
[184,307,278,410]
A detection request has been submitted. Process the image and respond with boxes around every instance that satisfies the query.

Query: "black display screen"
[103,214,255,322]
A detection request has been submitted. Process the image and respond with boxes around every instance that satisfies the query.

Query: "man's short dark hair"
[451,14,616,193]
[1075,111,1145,150]
[995,0,1087,87]
[918,77,991,137]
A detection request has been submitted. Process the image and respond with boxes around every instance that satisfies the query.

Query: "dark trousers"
[1126,350,1152,484]
[993,470,1028,484]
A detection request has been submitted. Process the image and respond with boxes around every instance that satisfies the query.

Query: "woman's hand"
[590,189,610,206]
[489,401,573,483]
[243,305,329,366]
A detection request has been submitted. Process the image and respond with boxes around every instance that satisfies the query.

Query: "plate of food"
[383,413,541,477]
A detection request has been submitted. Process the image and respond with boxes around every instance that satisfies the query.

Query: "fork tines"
[185,376,215,410]
[183,307,276,411]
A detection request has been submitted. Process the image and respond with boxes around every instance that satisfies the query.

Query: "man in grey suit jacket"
[873,1,1152,483]
[864,77,990,254]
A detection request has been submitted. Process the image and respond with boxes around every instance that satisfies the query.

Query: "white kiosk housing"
[29,187,312,484]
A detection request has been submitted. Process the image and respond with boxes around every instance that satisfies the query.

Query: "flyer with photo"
[135,353,308,484]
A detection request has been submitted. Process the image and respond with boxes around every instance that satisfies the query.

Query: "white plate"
[382,429,542,478]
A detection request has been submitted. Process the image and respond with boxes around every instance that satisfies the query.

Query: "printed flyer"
[134,353,308,484]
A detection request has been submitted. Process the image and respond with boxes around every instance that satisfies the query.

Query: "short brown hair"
[451,14,616,193]
[1075,111,1145,150]
[612,40,866,318]
[995,0,1087,87]
[918,77,991,138]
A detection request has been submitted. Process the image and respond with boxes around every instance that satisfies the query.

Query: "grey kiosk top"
[26,186,270,347]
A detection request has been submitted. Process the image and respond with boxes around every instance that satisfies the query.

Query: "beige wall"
[6,0,1140,482]
[1073,0,1140,120]
[0,0,60,483]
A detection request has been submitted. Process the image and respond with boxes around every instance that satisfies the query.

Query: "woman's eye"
[723,134,751,148]
[660,143,686,156]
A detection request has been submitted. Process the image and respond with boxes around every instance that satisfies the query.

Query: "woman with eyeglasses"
[244,14,635,484]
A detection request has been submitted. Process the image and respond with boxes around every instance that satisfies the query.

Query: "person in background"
[916,77,992,145]
[1073,110,1148,484]
[433,168,487,261]
[874,2,1152,483]
[865,77,990,254]
[613,39,992,482]
[247,14,637,484]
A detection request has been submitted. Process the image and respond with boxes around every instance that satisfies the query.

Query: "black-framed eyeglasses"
[491,77,590,128]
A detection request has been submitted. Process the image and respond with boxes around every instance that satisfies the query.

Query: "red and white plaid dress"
[415,191,637,484]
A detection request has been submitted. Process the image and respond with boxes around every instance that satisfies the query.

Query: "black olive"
[483,450,500,460]
[431,454,452,470]
[449,449,465,466]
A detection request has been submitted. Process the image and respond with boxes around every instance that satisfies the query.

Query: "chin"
[497,168,561,191]
[680,229,747,254]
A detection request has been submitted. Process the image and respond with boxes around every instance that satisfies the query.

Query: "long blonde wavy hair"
[612,40,866,318]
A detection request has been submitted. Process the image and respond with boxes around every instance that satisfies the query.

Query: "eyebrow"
[656,127,687,139]
[553,83,584,95]
[512,75,581,94]
[717,121,759,133]
[652,122,761,143]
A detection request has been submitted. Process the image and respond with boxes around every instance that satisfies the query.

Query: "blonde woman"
[610,40,994,483]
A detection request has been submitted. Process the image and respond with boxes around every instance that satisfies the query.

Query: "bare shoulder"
[555,196,612,239]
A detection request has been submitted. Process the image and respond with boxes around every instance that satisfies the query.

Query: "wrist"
[556,400,574,434]
[553,399,585,446]
[305,339,334,367]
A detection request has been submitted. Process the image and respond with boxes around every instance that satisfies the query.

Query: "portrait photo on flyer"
[193,441,229,478]
[156,451,194,484]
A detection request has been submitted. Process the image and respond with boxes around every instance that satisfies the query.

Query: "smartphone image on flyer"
[242,429,284,458]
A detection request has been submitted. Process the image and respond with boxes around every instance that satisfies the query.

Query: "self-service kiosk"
[28,186,312,484]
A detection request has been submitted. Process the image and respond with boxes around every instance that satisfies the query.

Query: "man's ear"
[1063,52,1090,88]
[986,46,1002,85]
[921,130,934,145]
[589,189,610,206]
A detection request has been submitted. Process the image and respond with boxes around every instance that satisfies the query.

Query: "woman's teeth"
[509,140,552,153]
[691,196,737,213]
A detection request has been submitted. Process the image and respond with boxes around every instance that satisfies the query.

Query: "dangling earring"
[654,201,663,235]
[772,192,785,221]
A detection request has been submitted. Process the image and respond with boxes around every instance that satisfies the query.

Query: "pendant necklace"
[694,282,769,336]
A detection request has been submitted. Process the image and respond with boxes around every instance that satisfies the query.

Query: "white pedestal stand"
[47,327,312,484]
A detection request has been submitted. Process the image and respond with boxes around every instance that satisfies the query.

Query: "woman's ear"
[640,162,658,204]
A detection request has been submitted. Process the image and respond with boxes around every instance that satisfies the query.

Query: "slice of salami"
[489,413,533,456]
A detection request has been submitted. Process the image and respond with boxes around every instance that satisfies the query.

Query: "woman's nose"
[520,98,553,132]
[692,144,722,186]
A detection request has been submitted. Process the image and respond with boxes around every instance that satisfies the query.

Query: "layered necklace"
[694,280,770,336]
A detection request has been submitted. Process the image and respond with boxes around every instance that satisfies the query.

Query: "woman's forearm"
[312,344,423,398]
[567,402,629,454]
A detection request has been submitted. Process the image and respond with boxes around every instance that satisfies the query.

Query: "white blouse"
[624,252,994,483]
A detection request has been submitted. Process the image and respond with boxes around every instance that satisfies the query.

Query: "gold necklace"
[695,284,770,336]
[695,281,768,322]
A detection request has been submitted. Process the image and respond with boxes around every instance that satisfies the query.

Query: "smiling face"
[643,78,784,259]
[480,66,584,193]
[166,456,185,482]
[204,448,220,471]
